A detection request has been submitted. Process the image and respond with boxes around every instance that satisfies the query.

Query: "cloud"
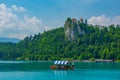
[88,15,120,26]
[0,3,17,32]
[12,5,26,12]
[0,3,50,39]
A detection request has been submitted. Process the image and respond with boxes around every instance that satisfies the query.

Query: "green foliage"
[0,18,120,61]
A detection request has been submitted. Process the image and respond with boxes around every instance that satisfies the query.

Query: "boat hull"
[50,65,74,70]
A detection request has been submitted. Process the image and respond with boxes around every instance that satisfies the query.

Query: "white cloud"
[0,3,17,32]
[88,15,120,26]
[18,16,42,34]
[12,5,26,12]
[0,3,50,39]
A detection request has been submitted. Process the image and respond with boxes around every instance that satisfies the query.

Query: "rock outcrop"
[64,18,87,41]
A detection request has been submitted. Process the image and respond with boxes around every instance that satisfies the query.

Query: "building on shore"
[95,59,113,62]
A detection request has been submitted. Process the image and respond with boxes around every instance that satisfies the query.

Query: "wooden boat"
[50,60,74,70]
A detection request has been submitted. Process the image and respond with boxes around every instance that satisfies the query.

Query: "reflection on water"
[53,69,120,80]
[0,61,52,71]
[0,61,120,80]
[75,62,120,70]
[54,70,67,77]
[0,70,120,80]
[0,61,120,71]
[53,70,75,80]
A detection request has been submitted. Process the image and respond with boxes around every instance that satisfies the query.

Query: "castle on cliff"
[64,18,87,41]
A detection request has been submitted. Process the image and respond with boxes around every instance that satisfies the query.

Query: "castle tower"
[80,18,84,23]
[72,18,77,23]
[85,19,87,25]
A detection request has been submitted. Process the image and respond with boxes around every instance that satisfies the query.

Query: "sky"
[0,0,120,39]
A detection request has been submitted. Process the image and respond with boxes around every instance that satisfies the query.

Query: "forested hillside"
[0,18,120,61]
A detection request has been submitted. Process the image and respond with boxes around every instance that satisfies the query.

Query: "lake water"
[0,61,120,80]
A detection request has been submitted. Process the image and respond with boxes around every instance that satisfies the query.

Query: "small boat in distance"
[50,60,74,70]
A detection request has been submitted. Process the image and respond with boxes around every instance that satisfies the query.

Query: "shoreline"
[0,59,120,63]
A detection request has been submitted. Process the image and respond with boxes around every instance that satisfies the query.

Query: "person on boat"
[50,60,74,70]
[71,62,75,70]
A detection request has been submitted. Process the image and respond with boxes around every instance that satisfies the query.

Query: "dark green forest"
[0,18,120,61]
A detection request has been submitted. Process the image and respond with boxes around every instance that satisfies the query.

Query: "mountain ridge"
[0,37,20,43]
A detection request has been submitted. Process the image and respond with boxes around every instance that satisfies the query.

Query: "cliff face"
[64,18,87,41]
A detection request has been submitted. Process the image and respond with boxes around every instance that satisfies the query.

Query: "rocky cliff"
[64,18,87,41]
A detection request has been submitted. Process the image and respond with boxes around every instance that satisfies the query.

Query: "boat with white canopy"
[50,60,74,70]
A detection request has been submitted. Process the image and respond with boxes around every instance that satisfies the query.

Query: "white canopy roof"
[54,60,58,65]
[54,60,68,65]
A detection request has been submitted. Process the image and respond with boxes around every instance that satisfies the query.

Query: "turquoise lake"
[0,61,120,80]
